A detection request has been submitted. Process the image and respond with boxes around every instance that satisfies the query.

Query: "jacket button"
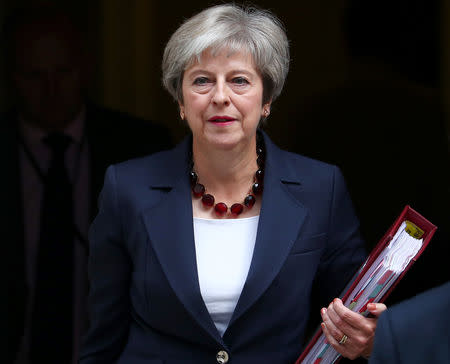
[216,350,229,363]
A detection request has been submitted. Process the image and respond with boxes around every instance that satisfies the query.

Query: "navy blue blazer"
[80,132,366,364]
[370,281,450,364]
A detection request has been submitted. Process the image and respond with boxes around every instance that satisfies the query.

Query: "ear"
[178,102,185,120]
[261,100,272,118]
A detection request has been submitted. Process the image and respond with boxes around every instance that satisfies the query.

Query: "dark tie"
[30,133,74,364]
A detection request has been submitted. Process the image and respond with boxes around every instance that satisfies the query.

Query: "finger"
[367,302,387,317]
[321,307,347,344]
[331,298,377,350]
[332,298,372,330]
[326,302,360,338]
[321,314,366,360]
[321,319,360,359]
[320,321,350,357]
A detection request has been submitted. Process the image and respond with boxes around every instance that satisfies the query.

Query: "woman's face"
[180,48,270,151]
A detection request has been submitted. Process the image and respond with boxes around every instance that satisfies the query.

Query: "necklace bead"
[192,183,205,197]
[255,169,264,181]
[252,182,263,195]
[230,203,244,215]
[189,171,198,185]
[214,202,228,215]
[201,193,215,207]
[244,194,256,208]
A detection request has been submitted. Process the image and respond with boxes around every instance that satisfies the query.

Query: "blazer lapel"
[141,137,223,344]
[141,132,308,341]
[229,132,308,326]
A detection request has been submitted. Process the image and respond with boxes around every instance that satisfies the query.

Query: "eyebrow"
[186,69,256,79]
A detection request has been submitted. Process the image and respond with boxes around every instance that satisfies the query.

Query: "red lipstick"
[208,116,235,125]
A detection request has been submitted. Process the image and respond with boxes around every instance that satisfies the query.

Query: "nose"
[211,80,230,106]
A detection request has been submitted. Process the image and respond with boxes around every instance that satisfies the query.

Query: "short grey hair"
[162,3,290,104]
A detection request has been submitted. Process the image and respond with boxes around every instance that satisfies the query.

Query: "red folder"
[296,205,437,364]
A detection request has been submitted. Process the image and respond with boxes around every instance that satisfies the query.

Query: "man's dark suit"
[80,132,366,364]
[2,104,172,364]
[370,281,450,364]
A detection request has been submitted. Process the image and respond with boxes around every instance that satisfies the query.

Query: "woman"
[80,4,386,363]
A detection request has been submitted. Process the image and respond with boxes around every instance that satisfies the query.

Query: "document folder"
[296,205,437,364]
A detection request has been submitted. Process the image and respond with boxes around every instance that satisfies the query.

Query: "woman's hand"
[320,298,387,360]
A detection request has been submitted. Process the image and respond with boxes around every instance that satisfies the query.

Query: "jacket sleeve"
[314,166,367,309]
[368,311,398,364]
[79,165,131,363]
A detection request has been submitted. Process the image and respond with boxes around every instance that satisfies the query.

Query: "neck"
[192,137,258,200]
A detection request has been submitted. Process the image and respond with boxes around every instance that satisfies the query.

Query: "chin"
[207,134,253,151]
[205,133,242,149]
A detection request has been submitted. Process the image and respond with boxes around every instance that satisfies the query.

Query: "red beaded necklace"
[190,141,265,216]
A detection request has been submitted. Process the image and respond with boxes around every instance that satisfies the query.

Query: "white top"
[193,216,259,336]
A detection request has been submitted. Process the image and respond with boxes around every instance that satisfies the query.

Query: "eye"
[232,77,249,85]
[193,77,210,85]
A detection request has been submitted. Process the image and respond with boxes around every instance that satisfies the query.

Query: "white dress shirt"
[193,215,259,336]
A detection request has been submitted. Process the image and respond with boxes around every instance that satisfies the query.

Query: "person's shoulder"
[373,282,450,363]
[263,131,344,191]
[281,148,336,170]
[378,281,450,342]
[271,141,341,183]
[265,131,336,170]
[110,134,188,184]
[113,147,175,175]
[387,281,450,319]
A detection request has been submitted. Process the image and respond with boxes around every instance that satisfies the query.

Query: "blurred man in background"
[2,4,171,363]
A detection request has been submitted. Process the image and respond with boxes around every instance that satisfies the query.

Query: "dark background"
[1,0,447,143]
[1,0,449,350]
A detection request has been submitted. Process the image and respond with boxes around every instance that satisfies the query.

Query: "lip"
[207,116,236,123]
